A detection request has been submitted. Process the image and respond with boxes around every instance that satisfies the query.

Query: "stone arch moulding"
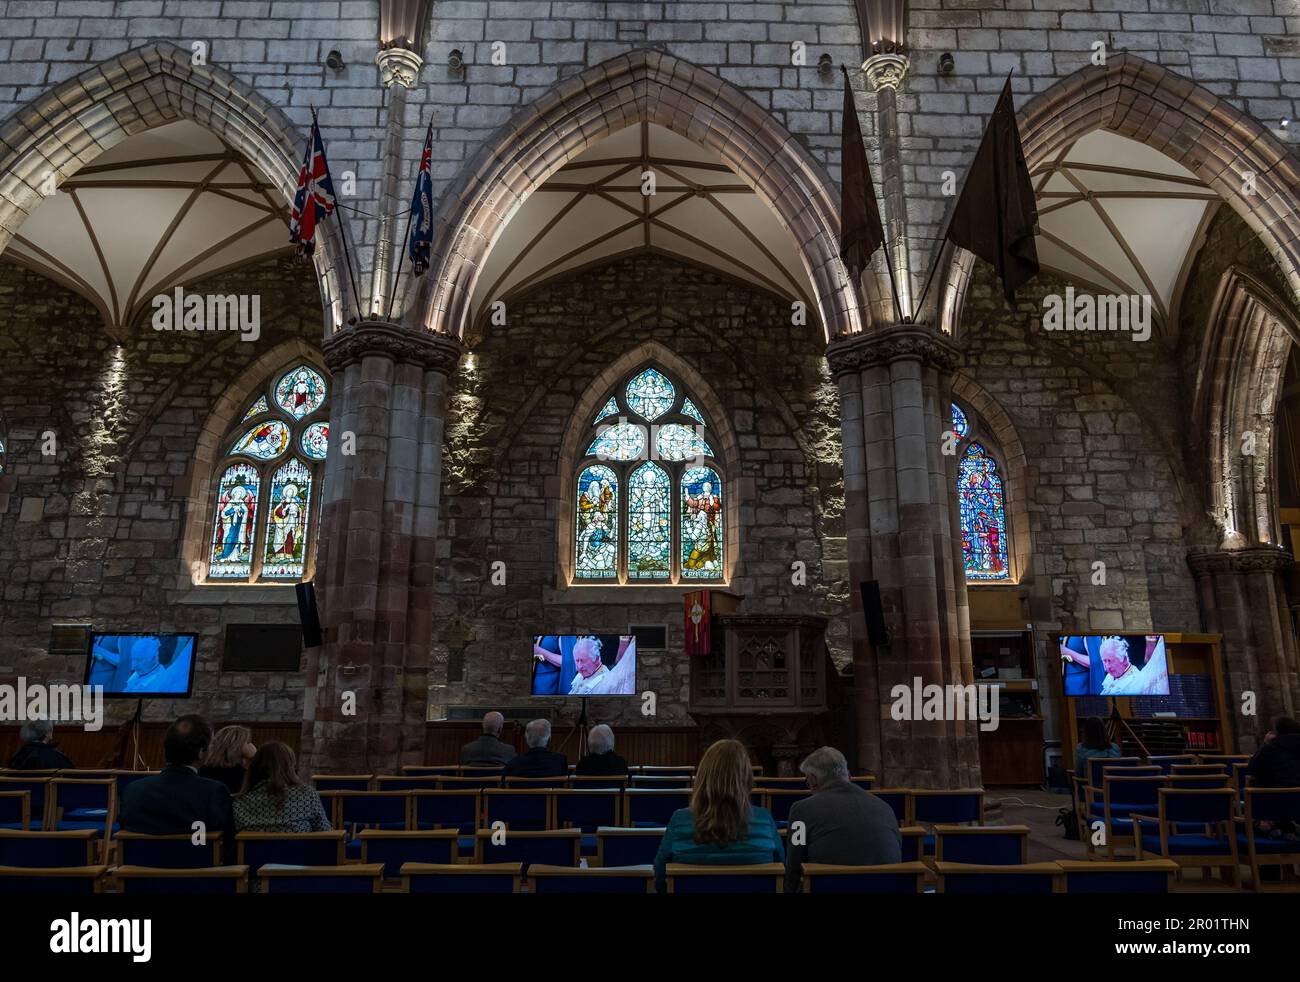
[0,40,348,334]
[936,53,1300,339]
[410,49,865,342]
[950,373,1033,586]
[1192,266,1300,550]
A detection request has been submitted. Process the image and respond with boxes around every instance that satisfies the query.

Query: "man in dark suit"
[575,724,629,776]
[8,720,75,769]
[784,746,900,894]
[460,711,514,766]
[121,715,235,858]
[503,719,568,778]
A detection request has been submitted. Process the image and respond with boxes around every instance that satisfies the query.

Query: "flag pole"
[387,119,428,320]
[315,108,365,323]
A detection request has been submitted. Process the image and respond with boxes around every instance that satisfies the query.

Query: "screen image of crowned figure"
[86,633,197,697]
[1060,634,1169,697]
[531,635,637,696]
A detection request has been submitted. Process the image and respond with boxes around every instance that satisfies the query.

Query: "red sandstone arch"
[937,53,1300,338]
[410,49,864,341]
[0,41,348,333]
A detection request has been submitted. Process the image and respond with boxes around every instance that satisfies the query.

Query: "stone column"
[1188,547,1299,753]
[828,325,980,787]
[369,45,423,319]
[300,321,462,771]
[862,52,912,320]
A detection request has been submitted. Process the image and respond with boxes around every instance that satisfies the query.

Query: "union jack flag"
[289,116,338,259]
[407,122,435,276]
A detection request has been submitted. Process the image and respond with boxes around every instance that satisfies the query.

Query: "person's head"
[1272,716,1300,737]
[241,741,303,798]
[482,711,504,736]
[574,637,603,679]
[588,724,615,755]
[690,739,753,846]
[1082,716,1109,750]
[1098,637,1131,679]
[131,637,161,676]
[799,746,850,791]
[203,725,255,769]
[20,720,54,745]
[164,714,212,767]
[525,718,552,749]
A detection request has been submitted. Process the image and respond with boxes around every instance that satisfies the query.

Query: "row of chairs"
[316,774,873,792]
[0,858,1183,895]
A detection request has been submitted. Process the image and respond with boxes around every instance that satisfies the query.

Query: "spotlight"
[817,53,834,80]
[1282,117,1291,130]
[325,49,346,72]
[938,51,955,75]
[448,48,466,78]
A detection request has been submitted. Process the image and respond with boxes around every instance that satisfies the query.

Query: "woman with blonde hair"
[652,739,782,893]
[234,741,331,833]
[198,724,255,794]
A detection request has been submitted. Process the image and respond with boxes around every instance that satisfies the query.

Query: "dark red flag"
[839,68,886,282]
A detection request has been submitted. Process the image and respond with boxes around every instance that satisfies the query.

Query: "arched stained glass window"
[205,362,329,583]
[950,402,969,438]
[958,442,1009,581]
[573,363,725,583]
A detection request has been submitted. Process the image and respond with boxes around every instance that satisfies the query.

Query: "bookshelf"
[971,627,1044,785]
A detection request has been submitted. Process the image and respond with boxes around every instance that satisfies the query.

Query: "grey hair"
[20,719,53,743]
[588,723,614,754]
[799,746,849,785]
[525,718,552,749]
[482,711,504,736]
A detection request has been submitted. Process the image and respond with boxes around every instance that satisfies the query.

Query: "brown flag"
[839,68,886,282]
[946,77,1040,304]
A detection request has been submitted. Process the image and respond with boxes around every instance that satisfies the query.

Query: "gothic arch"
[0,41,348,332]
[936,53,1300,338]
[409,49,864,341]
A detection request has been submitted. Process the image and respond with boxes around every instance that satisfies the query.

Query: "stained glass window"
[627,462,671,580]
[680,466,723,579]
[575,465,619,579]
[209,463,260,579]
[262,459,313,579]
[951,402,969,439]
[625,368,675,421]
[301,422,328,460]
[274,365,326,419]
[958,442,1009,581]
[574,363,725,583]
[205,362,329,583]
[0,435,5,475]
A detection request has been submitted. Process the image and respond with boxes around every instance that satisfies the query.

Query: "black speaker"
[296,581,324,648]
[859,580,890,647]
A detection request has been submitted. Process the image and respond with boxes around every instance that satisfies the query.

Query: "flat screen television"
[531,635,636,696]
[1059,634,1169,697]
[84,632,198,698]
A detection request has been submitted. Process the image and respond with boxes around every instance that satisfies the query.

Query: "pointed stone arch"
[0,40,347,333]
[409,49,864,342]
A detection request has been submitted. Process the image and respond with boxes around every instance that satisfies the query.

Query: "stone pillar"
[300,321,462,771]
[828,325,980,787]
[862,53,912,320]
[1188,547,1299,753]
[369,45,423,319]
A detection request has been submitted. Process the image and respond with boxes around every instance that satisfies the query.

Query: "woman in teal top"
[653,739,784,893]
[1074,716,1122,778]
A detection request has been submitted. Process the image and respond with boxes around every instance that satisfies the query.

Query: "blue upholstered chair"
[112,770,158,802]
[0,828,98,867]
[595,827,665,868]
[1133,788,1239,887]
[115,865,249,893]
[664,862,784,893]
[0,777,50,829]
[800,861,928,894]
[912,789,984,826]
[630,775,693,789]
[311,774,373,792]
[503,777,568,789]
[0,790,31,831]
[935,862,1062,894]
[401,862,521,894]
[1147,755,1196,774]
[483,788,552,831]
[765,788,816,828]
[0,864,106,893]
[375,776,443,792]
[401,766,463,777]
[327,790,411,834]
[568,776,628,790]
[1058,859,1176,894]
[528,864,655,893]
[553,789,622,846]
[1090,773,1166,858]
[410,789,480,833]
[899,826,927,862]
[934,824,1029,865]
[476,828,581,873]
[871,790,911,826]
[1238,787,1300,891]
[437,775,503,791]
[49,778,116,836]
[116,831,223,868]
[259,863,384,893]
[754,777,809,790]
[849,775,876,791]
[625,789,691,827]
[359,829,458,878]
[236,830,345,871]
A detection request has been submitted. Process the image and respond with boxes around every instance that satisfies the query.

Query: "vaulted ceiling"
[6,120,291,333]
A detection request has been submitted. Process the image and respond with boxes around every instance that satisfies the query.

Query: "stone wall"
[0,253,323,724]
[430,251,845,723]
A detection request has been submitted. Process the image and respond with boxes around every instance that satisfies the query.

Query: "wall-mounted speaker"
[859,580,890,647]
[296,581,324,649]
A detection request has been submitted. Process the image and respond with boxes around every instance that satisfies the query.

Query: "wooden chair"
[475,828,581,873]
[933,824,1030,865]
[1057,859,1178,894]
[1133,788,1240,887]
[1238,787,1300,891]
[311,774,373,792]
[401,862,522,894]
[568,775,628,790]
[553,788,622,834]
[800,862,928,894]
[321,790,411,834]
[528,864,655,893]
[400,765,462,777]
[259,863,385,893]
[0,828,98,867]
[624,788,690,827]
[0,790,31,831]
[359,829,458,878]
[1146,755,1197,774]
[665,863,785,893]
[629,775,693,789]
[899,826,927,862]
[235,830,346,871]
[48,777,116,842]
[116,831,223,868]
[935,862,1062,893]
[1090,773,1166,858]
[1171,764,1227,777]
[114,865,249,893]
[375,775,442,792]
[595,826,665,868]
[437,775,502,791]
[0,777,51,829]
[483,787,553,831]
[849,775,876,791]
[410,789,481,834]
[633,766,695,776]
[753,776,810,790]
[763,788,816,827]
[871,789,912,826]
[502,776,568,789]
[0,864,106,892]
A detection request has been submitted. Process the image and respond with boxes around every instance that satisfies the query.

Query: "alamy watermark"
[0,678,104,731]
[889,676,1000,732]
[151,287,261,342]
[1041,287,1152,342]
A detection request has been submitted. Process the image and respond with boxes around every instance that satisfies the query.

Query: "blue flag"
[407,122,434,276]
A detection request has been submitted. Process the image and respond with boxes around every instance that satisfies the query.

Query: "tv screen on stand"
[1059,634,1169,697]
[531,635,637,696]
[84,632,198,698]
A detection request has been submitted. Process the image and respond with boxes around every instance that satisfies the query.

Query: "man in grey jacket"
[460,711,514,765]
[784,745,901,893]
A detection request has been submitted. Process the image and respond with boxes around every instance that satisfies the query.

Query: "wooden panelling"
[0,722,301,770]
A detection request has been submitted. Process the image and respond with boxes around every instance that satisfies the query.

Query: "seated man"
[120,715,235,857]
[460,711,514,766]
[784,746,900,894]
[8,720,74,770]
[502,719,568,778]
[575,724,628,777]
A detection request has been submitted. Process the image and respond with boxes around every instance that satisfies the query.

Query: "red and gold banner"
[684,590,711,657]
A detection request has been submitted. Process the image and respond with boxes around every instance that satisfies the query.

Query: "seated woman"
[653,739,783,893]
[199,724,256,794]
[234,741,331,833]
[1074,716,1121,779]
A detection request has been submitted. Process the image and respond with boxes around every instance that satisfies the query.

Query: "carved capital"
[862,53,909,91]
[1187,546,1294,576]
[825,325,960,378]
[375,46,423,88]
[323,321,463,375]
